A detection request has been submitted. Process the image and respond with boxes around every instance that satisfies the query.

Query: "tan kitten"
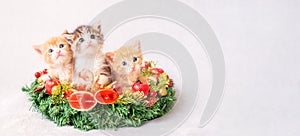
[106,41,143,88]
[33,32,73,82]
[64,25,111,90]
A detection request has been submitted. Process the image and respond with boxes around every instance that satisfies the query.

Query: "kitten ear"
[33,45,43,55]
[62,33,76,52]
[97,24,102,32]
[105,52,115,65]
[62,33,74,45]
[62,29,69,34]
[133,40,141,51]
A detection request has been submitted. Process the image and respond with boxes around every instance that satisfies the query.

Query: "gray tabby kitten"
[64,25,111,90]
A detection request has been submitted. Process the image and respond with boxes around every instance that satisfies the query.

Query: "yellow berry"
[159,88,167,96]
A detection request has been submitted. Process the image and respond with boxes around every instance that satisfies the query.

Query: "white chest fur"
[74,56,95,72]
[72,56,96,86]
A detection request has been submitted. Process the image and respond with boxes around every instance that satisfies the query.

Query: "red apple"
[150,68,164,75]
[45,78,60,95]
[132,82,150,96]
[42,69,48,74]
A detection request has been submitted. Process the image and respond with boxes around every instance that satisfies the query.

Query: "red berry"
[168,79,173,87]
[34,72,41,78]
[42,69,48,74]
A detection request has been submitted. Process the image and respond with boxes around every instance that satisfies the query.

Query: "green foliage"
[149,73,170,93]
[22,80,95,130]
[116,90,148,106]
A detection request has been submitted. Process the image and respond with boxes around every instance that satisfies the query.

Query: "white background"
[0,0,299,136]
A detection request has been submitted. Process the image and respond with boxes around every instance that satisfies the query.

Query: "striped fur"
[64,25,111,89]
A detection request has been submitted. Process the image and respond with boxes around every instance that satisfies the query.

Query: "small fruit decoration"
[68,91,97,111]
[22,61,176,130]
[94,89,119,104]
[132,82,150,95]
[45,78,60,95]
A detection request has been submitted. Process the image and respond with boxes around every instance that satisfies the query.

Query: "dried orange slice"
[68,91,96,111]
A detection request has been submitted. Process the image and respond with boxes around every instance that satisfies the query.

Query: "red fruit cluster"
[34,69,48,78]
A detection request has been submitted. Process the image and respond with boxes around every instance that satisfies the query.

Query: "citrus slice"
[68,91,96,111]
[94,89,119,104]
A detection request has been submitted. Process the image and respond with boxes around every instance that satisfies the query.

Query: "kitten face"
[34,36,73,65]
[65,25,103,57]
[106,41,143,75]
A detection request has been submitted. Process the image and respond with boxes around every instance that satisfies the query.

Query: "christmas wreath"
[22,61,176,130]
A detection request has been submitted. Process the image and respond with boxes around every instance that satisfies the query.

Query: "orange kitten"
[106,41,143,88]
[33,32,73,82]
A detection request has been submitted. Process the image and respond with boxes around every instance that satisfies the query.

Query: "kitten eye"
[79,38,84,43]
[133,57,138,62]
[48,49,53,53]
[122,61,127,66]
[90,35,95,39]
[59,44,64,48]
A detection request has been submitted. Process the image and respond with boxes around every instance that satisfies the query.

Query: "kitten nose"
[88,41,93,45]
[57,50,61,55]
[131,65,136,73]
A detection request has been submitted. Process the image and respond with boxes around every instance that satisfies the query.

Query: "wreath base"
[22,79,175,131]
